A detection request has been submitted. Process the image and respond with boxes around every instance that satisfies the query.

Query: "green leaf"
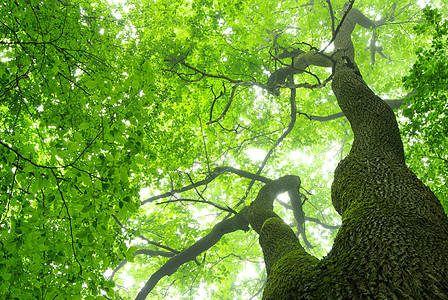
[85,80,97,89]
[125,252,135,262]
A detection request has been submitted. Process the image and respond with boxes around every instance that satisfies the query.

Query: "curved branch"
[164,59,272,99]
[208,83,226,123]
[207,84,238,125]
[237,77,300,212]
[305,216,341,230]
[326,0,336,36]
[289,189,314,249]
[245,175,321,278]
[276,198,341,230]
[222,166,273,183]
[254,78,297,177]
[135,209,250,300]
[267,50,333,95]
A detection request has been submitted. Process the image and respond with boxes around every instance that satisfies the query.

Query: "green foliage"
[402,6,448,214]
[0,0,142,297]
[1,0,447,299]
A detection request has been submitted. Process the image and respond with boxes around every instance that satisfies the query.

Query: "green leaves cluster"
[402,7,448,213]
[0,0,146,298]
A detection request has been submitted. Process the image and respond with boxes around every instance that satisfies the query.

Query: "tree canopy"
[0,0,447,299]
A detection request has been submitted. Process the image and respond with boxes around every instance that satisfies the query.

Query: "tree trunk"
[256,6,448,300]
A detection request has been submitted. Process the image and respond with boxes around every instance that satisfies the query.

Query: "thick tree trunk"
[319,65,448,299]
[256,5,448,300]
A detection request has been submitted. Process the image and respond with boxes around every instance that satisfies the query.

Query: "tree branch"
[141,166,272,206]
[326,0,336,36]
[110,249,175,280]
[111,214,180,254]
[156,198,237,214]
[135,208,250,300]
[298,92,414,122]
[305,216,341,230]
[136,173,306,299]
[253,77,297,181]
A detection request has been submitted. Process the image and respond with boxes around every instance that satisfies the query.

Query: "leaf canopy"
[0,0,447,299]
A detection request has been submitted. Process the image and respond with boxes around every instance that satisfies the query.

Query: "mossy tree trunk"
[253,5,448,299]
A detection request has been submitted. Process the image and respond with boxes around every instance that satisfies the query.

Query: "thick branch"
[136,174,305,299]
[244,175,319,279]
[248,175,302,233]
[266,5,385,95]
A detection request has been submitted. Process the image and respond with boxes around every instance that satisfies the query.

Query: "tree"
[1,0,447,299]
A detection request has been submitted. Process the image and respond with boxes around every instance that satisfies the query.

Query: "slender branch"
[0,123,103,174]
[305,216,341,230]
[196,113,211,174]
[298,92,414,122]
[111,214,180,254]
[428,156,448,164]
[321,0,355,54]
[0,156,19,223]
[50,169,82,275]
[326,0,336,36]
[156,198,237,214]
[141,172,221,206]
[208,83,226,123]
[233,77,298,212]
[173,60,240,83]
[207,85,239,125]
[57,71,92,95]
[141,166,272,206]
[109,249,175,280]
[164,59,271,92]
[248,76,298,190]
[276,199,341,230]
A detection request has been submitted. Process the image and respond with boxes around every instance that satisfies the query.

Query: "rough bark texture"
[254,5,448,300]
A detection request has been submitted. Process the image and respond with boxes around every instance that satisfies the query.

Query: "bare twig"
[207,84,239,125]
[157,198,237,214]
[141,166,272,206]
[326,0,336,36]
